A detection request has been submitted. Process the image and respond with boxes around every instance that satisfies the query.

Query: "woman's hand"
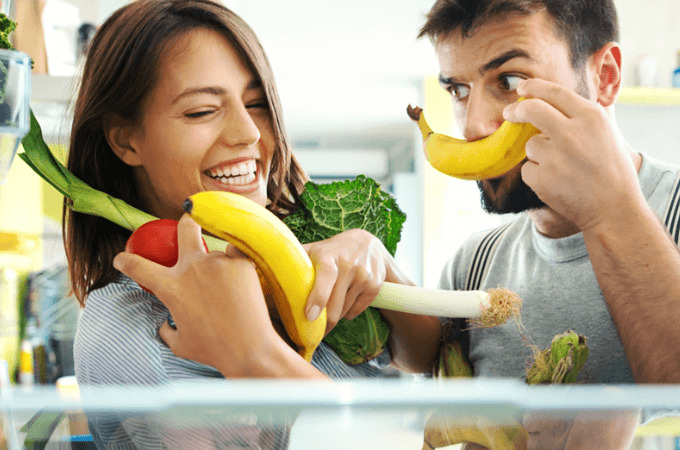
[302,229,410,335]
[113,214,325,379]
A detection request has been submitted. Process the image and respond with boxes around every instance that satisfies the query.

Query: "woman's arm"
[113,214,328,379]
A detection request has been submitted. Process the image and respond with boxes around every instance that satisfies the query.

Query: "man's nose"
[461,93,504,142]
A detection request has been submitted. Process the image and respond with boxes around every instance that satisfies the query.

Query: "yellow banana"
[183,191,326,362]
[407,98,540,181]
[425,414,528,450]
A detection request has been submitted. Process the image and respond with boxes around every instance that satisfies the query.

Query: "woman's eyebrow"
[171,79,263,104]
[171,86,226,105]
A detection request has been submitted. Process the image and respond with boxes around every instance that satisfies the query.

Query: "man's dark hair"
[418,0,619,69]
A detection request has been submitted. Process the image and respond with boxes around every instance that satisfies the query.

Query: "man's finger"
[504,96,569,138]
[517,78,587,119]
[113,251,170,296]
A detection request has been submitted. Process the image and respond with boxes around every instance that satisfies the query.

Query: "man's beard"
[478,67,590,215]
[477,174,545,214]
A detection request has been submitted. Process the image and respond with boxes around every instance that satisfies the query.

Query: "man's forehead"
[434,11,559,73]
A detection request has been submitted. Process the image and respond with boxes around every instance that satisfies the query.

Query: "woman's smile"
[204,158,262,194]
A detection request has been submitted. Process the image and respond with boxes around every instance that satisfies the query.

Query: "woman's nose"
[222,102,261,148]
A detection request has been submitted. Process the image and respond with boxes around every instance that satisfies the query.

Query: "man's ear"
[103,113,143,167]
[590,42,622,107]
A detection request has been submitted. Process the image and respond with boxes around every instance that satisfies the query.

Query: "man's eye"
[450,85,470,100]
[500,75,523,92]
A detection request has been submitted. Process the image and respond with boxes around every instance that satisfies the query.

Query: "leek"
[19,110,227,251]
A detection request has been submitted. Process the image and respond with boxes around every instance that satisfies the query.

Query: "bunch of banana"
[406,99,540,181]
[183,192,326,362]
[426,329,589,448]
[424,414,528,450]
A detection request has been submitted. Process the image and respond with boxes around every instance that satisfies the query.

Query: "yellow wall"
[0,143,44,379]
[420,76,503,287]
[0,143,43,270]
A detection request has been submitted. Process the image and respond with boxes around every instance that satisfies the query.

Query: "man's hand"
[522,409,640,450]
[503,78,644,233]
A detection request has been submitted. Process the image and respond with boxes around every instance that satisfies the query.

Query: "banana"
[406,98,540,181]
[183,191,326,362]
[424,414,528,450]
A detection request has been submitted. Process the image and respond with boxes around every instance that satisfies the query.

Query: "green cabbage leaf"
[283,175,406,365]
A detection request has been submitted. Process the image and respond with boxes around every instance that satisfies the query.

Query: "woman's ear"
[103,113,143,167]
[590,42,622,107]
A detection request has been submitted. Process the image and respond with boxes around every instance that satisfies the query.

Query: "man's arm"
[505,77,680,383]
[583,199,680,383]
[380,309,441,374]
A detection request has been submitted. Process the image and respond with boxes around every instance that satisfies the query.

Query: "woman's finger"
[113,252,171,299]
[303,255,337,322]
[344,286,380,320]
[225,242,248,259]
[177,214,208,258]
[158,320,179,349]
[323,271,354,334]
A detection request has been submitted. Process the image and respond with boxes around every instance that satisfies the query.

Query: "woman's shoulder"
[82,274,166,325]
[74,275,170,383]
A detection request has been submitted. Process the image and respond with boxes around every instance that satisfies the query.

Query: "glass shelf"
[2,378,680,450]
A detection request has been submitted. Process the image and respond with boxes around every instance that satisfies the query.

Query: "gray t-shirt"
[438,152,680,384]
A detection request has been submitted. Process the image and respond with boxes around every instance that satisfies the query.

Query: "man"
[407,0,680,388]
[394,0,680,448]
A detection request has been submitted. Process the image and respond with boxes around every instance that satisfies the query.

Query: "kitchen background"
[0,0,680,446]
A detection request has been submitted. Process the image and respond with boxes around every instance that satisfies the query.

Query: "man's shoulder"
[439,215,527,290]
[457,215,527,255]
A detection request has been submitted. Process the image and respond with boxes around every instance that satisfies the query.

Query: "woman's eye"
[246,100,268,110]
[500,75,523,92]
[185,110,214,119]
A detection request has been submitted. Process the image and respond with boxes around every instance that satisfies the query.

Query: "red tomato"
[124,219,209,293]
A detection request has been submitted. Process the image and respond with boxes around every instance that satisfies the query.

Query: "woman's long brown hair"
[65,0,308,306]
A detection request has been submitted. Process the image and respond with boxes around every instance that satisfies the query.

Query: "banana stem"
[372,282,490,318]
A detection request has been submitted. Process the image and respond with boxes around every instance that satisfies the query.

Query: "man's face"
[435,10,591,214]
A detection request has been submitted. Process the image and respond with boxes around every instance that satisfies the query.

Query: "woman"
[68,1,439,448]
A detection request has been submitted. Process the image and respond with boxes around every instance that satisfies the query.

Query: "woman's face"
[126,28,274,220]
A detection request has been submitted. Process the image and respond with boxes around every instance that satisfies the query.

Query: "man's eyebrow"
[170,79,263,105]
[480,49,532,74]
[438,73,459,86]
[438,49,532,87]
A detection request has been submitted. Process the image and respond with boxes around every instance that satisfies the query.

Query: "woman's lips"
[204,159,260,193]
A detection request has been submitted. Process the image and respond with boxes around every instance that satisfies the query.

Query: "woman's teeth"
[209,161,257,185]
